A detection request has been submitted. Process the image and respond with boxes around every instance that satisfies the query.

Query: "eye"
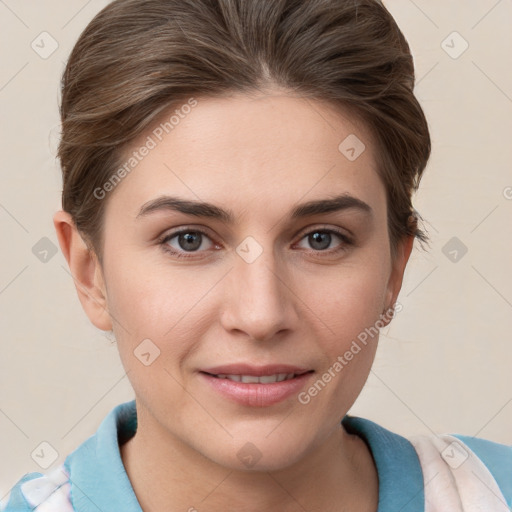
[159,226,353,260]
[160,228,217,258]
[295,228,352,253]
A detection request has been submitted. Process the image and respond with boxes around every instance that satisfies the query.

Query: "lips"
[198,364,314,406]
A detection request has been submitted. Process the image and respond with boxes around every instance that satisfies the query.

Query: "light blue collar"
[65,400,425,511]
[342,415,424,511]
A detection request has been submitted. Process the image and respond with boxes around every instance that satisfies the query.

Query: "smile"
[209,373,299,383]
[199,370,314,406]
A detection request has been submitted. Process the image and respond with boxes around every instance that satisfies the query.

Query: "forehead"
[106,91,386,221]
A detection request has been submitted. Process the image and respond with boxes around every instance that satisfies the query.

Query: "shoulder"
[453,432,512,469]
[409,432,512,511]
[343,414,511,511]
[452,434,512,504]
[1,464,73,511]
[2,400,138,512]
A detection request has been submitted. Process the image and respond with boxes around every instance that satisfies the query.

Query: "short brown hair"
[58,0,431,261]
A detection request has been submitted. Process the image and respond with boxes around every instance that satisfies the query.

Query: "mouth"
[198,365,315,406]
[201,371,313,384]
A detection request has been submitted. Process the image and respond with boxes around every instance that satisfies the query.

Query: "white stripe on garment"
[410,434,509,512]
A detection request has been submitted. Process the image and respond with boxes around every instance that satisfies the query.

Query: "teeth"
[259,374,281,383]
[215,373,296,383]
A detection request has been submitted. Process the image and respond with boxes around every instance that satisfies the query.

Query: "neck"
[120,403,378,512]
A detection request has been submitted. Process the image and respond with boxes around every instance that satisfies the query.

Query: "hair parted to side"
[59,0,431,261]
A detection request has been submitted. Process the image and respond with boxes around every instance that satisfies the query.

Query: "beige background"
[1,0,511,497]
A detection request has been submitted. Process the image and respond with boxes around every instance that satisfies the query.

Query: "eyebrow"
[136,193,373,223]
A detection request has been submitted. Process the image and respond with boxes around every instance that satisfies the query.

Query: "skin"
[54,87,414,512]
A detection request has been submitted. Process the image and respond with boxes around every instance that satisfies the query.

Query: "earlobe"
[53,210,113,331]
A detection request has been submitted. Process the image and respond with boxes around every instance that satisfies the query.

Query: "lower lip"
[199,371,314,407]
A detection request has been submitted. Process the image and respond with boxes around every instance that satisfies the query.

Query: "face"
[88,90,408,471]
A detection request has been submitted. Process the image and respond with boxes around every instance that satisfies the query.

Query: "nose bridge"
[223,236,295,340]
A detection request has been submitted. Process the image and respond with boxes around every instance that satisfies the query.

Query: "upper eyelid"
[296,224,351,239]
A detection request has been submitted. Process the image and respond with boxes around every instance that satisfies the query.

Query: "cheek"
[293,267,387,419]
[314,261,389,346]
[102,237,202,331]
[103,255,217,370]
[106,271,170,335]
[104,270,190,402]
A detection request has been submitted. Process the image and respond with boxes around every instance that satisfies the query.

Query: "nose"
[220,245,298,342]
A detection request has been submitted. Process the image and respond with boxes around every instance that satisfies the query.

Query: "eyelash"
[158,226,353,260]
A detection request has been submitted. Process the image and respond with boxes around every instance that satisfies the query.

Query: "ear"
[381,235,414,326]
[53,210,113,331]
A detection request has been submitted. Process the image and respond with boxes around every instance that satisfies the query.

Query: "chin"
[200,432,314,473]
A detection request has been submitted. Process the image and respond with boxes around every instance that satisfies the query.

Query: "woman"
[3,0,511,511]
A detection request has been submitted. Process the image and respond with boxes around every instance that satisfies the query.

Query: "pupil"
[310,232,331,250]
[179,232,201,251]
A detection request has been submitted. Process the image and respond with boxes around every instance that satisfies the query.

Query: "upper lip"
[200,364,313,376]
